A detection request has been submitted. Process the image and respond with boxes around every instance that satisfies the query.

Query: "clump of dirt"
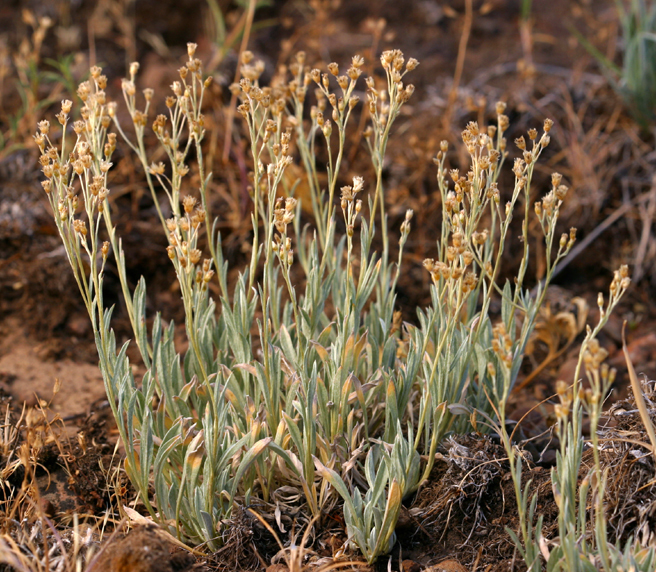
[91,525,196,572]
[401,434,557,571]
[601,381,656,547]
[217,497,351,572]
[65,405,127,515]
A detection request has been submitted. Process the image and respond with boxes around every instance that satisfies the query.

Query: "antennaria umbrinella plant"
[37,42,633,567]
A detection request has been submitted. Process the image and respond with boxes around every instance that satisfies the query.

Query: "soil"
[1,0,656,570]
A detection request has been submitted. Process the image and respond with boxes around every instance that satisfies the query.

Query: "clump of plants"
[34,42,647,569]
[576,0,656,129]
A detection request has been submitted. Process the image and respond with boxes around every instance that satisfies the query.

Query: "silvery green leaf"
[448,403,471,416]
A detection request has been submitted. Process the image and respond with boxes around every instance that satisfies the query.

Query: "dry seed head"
[73,219,87,236]
[38,120,50,135]
[556,380,569,397]
[550,173,563,189]
[347,67,362,81]
[495,101,507,115]
[544,118,554,132]
[46,146,57,160]
[327,62,339,76]
[189,248,202,265]
[122,79,136,96]
[182,195,196,214]
[34,132,46,151]
[512,158,525,178]
[149,162,165,175]
[132,110,147,127]
[192,208,205,228]
[554,404,569,420]
[472,229,489,245]
[237,102,250,118]
[380,50,395,68]
[352,55,364,68]
[554,184,567,201]
[352,176,364,194]
[527,128,538,140]
[171,80,184,96]
[406,57,419,71]
[402,84,415,102]
[187,42,197,59]
[61,99,73,115]
[323,120,332,138]
[515,136,526,150]
[462,271,477,293]
[77,81,90,101]
[534,201,542,217]
[129,62,140,78]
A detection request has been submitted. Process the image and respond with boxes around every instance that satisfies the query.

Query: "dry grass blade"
[623,321,656,463]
